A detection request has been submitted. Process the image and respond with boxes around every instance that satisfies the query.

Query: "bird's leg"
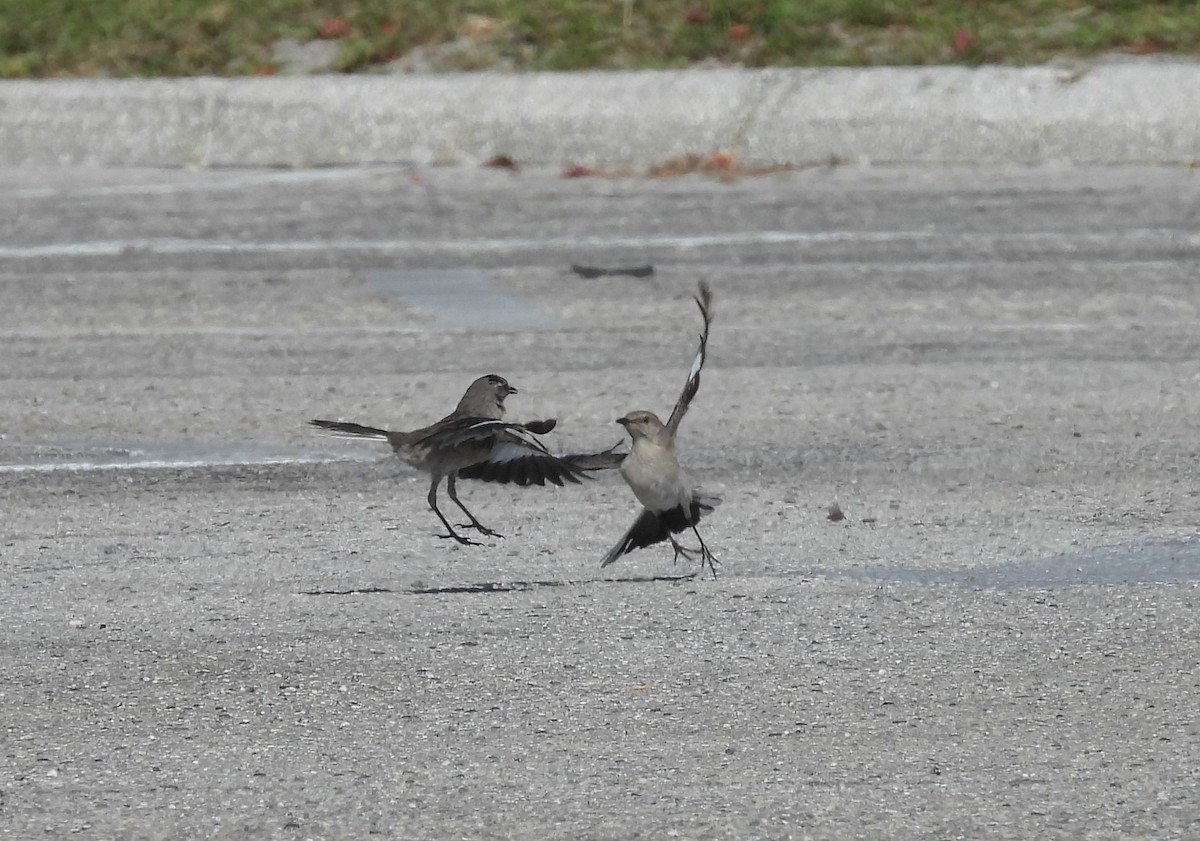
[445,474,503,537]
[690,525,720,579]
[428,477,482,546]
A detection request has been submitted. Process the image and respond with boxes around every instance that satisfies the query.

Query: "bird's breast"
[619,440,687,511]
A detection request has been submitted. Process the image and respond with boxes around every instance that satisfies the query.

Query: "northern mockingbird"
[601,282,721,577]
[310,374,589,546]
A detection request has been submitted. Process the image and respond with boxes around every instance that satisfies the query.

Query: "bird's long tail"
[308,419,391,440]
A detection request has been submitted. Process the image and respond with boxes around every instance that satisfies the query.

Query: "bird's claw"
[669,539,719,579]
[701,552,721,579]
[670,540,699,564]
[458,522,503,538]
[437,532,484,547]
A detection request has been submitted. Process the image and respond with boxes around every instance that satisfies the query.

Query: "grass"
[3,0,1200,78]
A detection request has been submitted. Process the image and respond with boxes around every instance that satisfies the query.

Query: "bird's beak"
[615,417,628,426]
[507,385,519,395]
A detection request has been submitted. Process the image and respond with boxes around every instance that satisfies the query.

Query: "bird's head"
[615,410,665,442]
[461,374,517,417]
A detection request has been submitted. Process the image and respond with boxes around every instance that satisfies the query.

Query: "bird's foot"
[458,522,503,538]
[672,536,720,579]
[669,538,700,565]
[437,531,484,547]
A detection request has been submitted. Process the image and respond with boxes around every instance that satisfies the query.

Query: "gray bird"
[311,374,589,546]
[601,282,721,577]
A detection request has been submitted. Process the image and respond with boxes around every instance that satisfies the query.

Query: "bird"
[310,374,591,546]
[601,282,721,577]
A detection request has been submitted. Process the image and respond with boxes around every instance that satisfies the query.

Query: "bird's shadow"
[299,573,699,597]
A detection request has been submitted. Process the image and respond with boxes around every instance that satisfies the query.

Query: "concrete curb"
[2,63,1199,168]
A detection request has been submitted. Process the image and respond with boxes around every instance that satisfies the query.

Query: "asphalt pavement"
[2,66,1200,840]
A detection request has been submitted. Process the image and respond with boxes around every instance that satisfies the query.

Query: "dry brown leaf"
[319,17,349,39]
[482,154,519,171]
[950,27,976,55]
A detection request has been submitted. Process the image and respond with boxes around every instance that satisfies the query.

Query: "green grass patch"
[3,0,1200,78]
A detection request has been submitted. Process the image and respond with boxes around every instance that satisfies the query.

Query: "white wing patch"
[484,441,538,464]
[468,420,508,431]
[665,281,713,435]
[686,343,705,381]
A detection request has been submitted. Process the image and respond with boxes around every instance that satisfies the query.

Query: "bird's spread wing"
[456,431,588,486]
[417,417,584,487]
[560,441,627,471]
[665,281,713,436]
[461,437,628,485]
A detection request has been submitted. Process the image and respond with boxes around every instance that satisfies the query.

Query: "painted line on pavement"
[0,228,1195,261]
